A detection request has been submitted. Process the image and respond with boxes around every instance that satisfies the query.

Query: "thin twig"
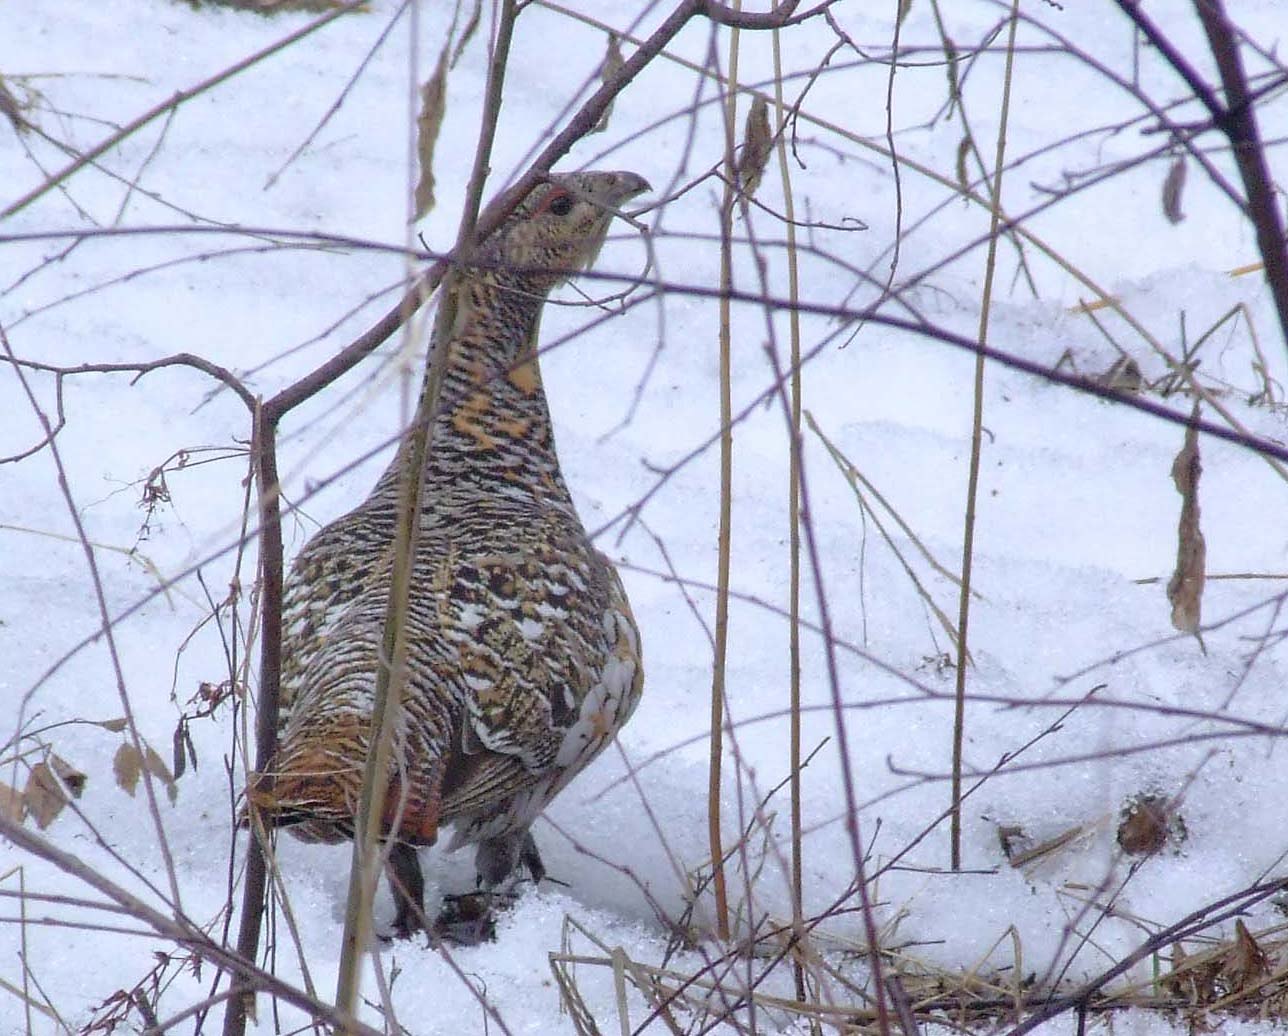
[2,328,187,914]
[0,812,388,1036]
[0,1,368,220]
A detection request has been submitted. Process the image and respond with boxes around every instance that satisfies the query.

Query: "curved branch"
[263,0,836,424]
[4,352,256,411]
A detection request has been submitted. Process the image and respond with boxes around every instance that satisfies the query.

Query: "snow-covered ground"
[3,1,1288,1033]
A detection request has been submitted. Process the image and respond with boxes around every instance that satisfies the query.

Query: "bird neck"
[367,277,574,511]
[438,277,549,420]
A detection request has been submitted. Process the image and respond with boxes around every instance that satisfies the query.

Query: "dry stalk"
[950,0,1019,872]
[807,412,965,651]
[769,12,811,1018]
[708,1,743,946]
[331,0,519,1017]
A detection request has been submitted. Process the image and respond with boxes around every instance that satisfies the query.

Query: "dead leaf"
[955,135,971,194]
[98,717,129,733]
[0,782,24,824]
[50,755,86,798]
[897,0,914,27]
[412,42,450,222]
[589,33,624,136]
[144,746,179,805]
[736,97,772,200]
[115,743,143,796]
[1167,407,1206,634]
[1222,920,1270,993]
[1096,356,1142,394]
[1165,941,1220,1005]
[173,724,187,781]
[1162,154,1187,225]
[24,763,69,829]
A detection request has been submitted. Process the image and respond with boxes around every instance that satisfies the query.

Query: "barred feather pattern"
[259,172,647,875]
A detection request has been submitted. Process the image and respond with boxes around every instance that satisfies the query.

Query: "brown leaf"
[172,721,198,778]
[98,717,129,733]
[896,0,914,27]
[1222,920,1270,993]
[1167,407,1206,633]
[1162,154,1187,225]
[173,724,188,781]
[0,781,24,824]
[50,754,86,798]
[412,42,450,222]
[144,746,179,805]
[955,135,971,194]
[1164,941,1220,1005]
[115,743,143,796]
[736,97,772,200]
[24,762,69,829]
[589,33,624,136]
[1096,356,1142,394]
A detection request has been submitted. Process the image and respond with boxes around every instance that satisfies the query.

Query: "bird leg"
[475,827,545,887]
[432,829,546,946]
[385,841,427,939]
[518,830,546,884]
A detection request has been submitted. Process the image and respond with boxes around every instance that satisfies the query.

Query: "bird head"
[478,170,651,295]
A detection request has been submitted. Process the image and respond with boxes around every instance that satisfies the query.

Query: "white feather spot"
[458,602,488,630]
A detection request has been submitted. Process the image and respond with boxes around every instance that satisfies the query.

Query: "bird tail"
[241,744,444,847]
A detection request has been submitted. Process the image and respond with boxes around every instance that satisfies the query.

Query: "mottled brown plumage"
[252,171,649,938]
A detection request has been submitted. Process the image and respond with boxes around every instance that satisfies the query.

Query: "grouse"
[251,170,649,940]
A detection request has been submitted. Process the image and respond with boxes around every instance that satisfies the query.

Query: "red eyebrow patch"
[535,188,574,215]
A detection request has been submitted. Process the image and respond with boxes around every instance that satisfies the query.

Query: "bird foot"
[432,891,499,946]
[433,883,538,945]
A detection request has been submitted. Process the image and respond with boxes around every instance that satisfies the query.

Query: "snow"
[3,0,1288,1033]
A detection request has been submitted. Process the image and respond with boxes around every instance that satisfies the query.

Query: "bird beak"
[573,172,651,273]
[611,172,652,206]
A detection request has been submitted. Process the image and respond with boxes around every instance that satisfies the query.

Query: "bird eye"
[546,192,574,216]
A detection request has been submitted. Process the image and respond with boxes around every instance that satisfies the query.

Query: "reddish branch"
[1114,0,1288,353]
[1191,0,1288,353]
[227,1,835,1032]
